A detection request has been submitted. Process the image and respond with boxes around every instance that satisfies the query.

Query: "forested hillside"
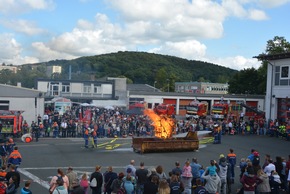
[1,51,237,90]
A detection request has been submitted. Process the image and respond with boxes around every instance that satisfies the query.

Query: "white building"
[0,84,44,124]
[256,53,290,122]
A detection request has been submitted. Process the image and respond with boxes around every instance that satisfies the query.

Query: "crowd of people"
[21,105,290,144]
[44,150,290,194]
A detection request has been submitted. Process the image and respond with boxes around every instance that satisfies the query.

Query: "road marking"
[18,168,50,189]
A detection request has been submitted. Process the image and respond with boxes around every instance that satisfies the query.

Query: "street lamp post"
[154,81,157,91]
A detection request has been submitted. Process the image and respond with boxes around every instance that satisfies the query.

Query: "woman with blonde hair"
[80,173,89,194]
[256,169,271,194]
[158,178,170,194]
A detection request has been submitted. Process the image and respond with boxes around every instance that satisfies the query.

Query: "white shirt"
[264,163,276,176]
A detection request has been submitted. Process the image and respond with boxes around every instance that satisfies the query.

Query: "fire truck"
[0,110,23,137]
[211,102,229,120]
[186,101,208,119]
[153,103,175,116]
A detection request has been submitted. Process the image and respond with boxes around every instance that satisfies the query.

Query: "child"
[239,158,247,178]
[207,160,217,176]
[21,180,32,194]
[80,173,89,194]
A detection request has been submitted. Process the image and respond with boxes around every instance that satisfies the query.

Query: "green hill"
[2,51,238,89]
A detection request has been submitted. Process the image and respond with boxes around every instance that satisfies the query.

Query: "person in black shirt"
[90,165,103,194]
[5,165,20,191]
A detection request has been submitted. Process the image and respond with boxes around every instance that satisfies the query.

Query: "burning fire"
[144,109,175,139]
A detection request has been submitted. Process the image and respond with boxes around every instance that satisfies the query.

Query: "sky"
[0,0,290,71]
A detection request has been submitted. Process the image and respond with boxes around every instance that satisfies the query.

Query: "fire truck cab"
[0,110,23,137]
[186,101,208,119]
[211,102,229,120]
[154,103,175,116]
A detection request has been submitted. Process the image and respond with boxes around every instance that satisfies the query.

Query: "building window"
[281,66,289,79]
[0,100,9,110]
[94,86,101,93]
[83,84,91,93]
[62,83,70,93]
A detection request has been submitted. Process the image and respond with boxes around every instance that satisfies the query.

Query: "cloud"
[210,55,261,70]
[0,33,39,65]
[257,0,290,8]
[149,40,207,60]
[248,9,268,20]
[0,19,46,35]
[0,0,55,14]
[0,0,283,69]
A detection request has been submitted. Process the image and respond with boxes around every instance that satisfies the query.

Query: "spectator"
[5,165,20,192]
[181,160,192,194]
[193,178,206,194]
[52,176,68,194]
[90,165,103,194]
[6,176,18,194]
[71,180,85,194]
[49,169,69,193]
[0,177,7,194]
[20,180,32,194]
[135,162,148,194]
[256,169,271,194]
[218,156,228,194]
[103,166,118,194]
[66,167,77,194]
[169,174,183,194]
[201,167,221,194]
[125,160,136,177]
[240,168,262,194]
[80,173,89,194]
[110,172,124,194]
[144,175,158,194]
[264,159,276,176]
[156,165,167,180]
[158,178,170,194]
[171,161,182,176]
[190,158,202,187]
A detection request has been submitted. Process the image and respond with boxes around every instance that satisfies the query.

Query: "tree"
[265,36,290,54]
[228,68,260,94]
[229,36,290,95]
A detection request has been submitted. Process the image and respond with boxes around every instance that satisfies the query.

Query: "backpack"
[117,187,126,194]
[90,178,97,187]
[0,182,6,194]
[123,180,134,193]
[252,151,260,166]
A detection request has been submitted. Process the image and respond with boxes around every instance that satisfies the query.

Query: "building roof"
[254,52,290,60]
[127,84,161,92]
[129,90,265,99]
[0,84,43,97]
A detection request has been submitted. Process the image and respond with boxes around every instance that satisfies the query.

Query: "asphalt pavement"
[14,133,290,193]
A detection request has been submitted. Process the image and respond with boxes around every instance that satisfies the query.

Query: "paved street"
[15,134,290,193]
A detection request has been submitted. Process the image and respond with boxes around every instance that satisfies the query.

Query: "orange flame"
[144,109,175,139]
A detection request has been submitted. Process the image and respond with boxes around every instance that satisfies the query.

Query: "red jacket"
[240,174,262,191]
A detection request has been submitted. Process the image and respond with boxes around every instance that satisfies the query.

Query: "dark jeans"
[91,187,102,194]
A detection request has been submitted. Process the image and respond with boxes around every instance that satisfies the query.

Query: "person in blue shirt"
[21,181,32,194]
[190,158,202,187]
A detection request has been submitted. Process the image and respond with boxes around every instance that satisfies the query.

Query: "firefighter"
[7,146,22,170]
[213,123,222,144]
[83,127,90,148]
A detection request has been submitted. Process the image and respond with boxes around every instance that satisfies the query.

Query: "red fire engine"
[153,103,175,116]
[0,110,23,137]
[211,102,229,120]
[186,101,208,119]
